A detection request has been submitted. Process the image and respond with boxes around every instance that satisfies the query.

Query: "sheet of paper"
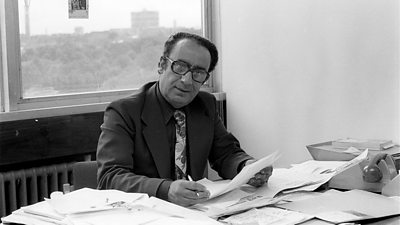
[221,206,313,225]
[46,188,148,215]
[197,151,280,199]
[280,150,369,194]
[145,217,221,225]
[1,208,68,225]
[280,189,400,224]
[256,168,331,196]
[274,190,327,204]
[141,197,220,224]
[343,146,363,155]
[190,186,256,218]
[289,160,348,175]
[289,149,368,176]
[330,149,368,175]
[21,200,65,221]
[66,207,170,225]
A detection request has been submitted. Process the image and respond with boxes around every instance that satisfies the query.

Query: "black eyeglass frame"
[163,56,210,84]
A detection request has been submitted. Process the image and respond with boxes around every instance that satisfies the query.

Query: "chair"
[72,161,98,190]
[70,161,210,191]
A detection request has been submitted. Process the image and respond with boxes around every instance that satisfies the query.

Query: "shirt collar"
[155,82,176,124]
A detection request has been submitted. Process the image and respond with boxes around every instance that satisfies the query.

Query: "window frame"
[0,0,219,121]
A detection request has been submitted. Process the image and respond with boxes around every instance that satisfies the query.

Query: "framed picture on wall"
[69,0,88,19]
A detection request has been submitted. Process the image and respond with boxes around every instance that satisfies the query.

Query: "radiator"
[0,163,74,217]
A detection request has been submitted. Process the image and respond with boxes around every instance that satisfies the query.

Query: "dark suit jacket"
[97,81,252,198]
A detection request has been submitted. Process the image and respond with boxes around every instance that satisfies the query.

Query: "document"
[288,149,368,176]
[275,190,336,204]
[191,186,262,218]
[46,188,148,214]
[66,207,171,225]
[279,189,400,224]
[197,151,280,199]
[280,149,369,194]
[2,199,68,225]
[221,206,313,225]
[21,200,65,221]
[145,217,220,225]
[1,208,68,225]
[141,197,221,224]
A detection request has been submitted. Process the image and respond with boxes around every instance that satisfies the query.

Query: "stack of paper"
[332,138,394,151]
[1,188,221,225]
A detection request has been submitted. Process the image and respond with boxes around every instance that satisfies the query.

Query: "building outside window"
[0,0,213,116]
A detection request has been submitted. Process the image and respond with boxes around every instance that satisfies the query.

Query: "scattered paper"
[2,189,220,225]
[46,188,148,214]
[280,189,400,224]
[192,151,369,218]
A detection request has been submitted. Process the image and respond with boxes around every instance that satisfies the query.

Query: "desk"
[2,164,400,225]
[301,216,400,225]
[2,215,399,225]
[2,189,399,225]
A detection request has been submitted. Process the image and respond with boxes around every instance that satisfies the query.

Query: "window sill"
[0,103,108,122]
[0,91,226,122]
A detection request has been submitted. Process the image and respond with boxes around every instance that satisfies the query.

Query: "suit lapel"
[141,85,172,179]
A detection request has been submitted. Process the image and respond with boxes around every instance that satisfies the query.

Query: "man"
[97,32,273,207]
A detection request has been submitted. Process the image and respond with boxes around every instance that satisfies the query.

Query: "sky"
[18,0,202,35]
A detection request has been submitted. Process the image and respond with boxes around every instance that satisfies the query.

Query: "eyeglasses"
[164,56,210,83]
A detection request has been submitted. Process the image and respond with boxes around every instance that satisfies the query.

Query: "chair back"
[73,161,97,190]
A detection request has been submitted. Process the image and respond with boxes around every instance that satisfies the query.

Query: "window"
[0,0,215,119]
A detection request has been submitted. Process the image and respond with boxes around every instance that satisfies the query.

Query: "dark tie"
[173,110,187,180]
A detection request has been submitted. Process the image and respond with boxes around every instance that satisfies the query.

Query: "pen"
[187,175,200,197]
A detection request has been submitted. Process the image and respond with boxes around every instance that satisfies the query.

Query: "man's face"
[159,39,211,109]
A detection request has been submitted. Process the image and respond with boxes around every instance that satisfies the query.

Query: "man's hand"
[245,160,273,187]
[168,180,210,207]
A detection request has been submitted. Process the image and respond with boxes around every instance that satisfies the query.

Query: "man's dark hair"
[162,32,219,72]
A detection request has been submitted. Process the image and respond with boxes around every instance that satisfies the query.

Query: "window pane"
[18,0,203,98]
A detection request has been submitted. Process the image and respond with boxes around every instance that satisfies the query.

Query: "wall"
[219,0,399,167]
